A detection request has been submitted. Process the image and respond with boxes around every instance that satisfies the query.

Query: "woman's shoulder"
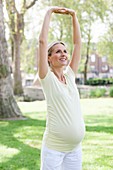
[65,65,75,76]
[40,68,55,83]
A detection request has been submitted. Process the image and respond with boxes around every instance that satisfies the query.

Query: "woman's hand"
[65,8,76,16]
[48,6,76,16]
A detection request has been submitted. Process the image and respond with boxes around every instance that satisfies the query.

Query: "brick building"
[88,53,113,78]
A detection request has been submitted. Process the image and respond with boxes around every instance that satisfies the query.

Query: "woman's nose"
[61,51,65,55]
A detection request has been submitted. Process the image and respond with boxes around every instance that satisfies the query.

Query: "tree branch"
[5,0,18,37]
[6,0,18,15]
[26,0,38,10]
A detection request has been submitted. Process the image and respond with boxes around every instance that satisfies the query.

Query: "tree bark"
[84,53,89,84]
[0,0,23,119]
[13,13,24,95]
[84,26,91,84]
[5,0,38,95]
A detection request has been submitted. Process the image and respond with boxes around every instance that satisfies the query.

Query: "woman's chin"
[60,61,68,66]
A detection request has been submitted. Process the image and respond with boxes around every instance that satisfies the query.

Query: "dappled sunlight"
[81,98,113,169]
[82,111,113,170]
[81,98,113,115]
[18,100,47,113]
[83,131,113,170]
[24,112,46,120]
[85,115,113,127]
[0,145,20,163]
[14,126,44,149]
[0,121,9,127]
[0,98,113,169]
[17,168,29,170]
[0,118,42,169]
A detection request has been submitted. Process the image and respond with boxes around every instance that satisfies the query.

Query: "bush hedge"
[78,86,113,98]
[89,88,107,98]
[109,87,113,97]
[86,78,113,86]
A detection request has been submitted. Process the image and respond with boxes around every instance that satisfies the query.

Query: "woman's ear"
[48,56,51,62]
[48,56,51,66]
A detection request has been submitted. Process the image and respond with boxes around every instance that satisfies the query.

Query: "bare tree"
[5,0,38,95]
[0,0,24,119]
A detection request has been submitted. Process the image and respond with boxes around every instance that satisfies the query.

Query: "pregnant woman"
[36,6,85,170]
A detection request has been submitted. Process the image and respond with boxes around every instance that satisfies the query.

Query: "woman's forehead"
[48,41,65,50]
[52,43,66,50]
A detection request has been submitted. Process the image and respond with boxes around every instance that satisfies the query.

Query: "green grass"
[0,98,113,170]
[81,98,113,170]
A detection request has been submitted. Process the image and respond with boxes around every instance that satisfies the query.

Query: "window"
[91,54,95,62]
[110,68,113,73]
[90,65,95,70]
[102,65,108,71]
[102,56,107,62]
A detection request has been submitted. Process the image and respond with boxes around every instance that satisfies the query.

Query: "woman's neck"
[51,67,66,84]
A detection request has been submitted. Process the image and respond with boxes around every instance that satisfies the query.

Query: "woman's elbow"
[39,33,47,43]
[39,36,44,44]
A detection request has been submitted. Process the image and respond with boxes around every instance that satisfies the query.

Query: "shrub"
[90,88,106,98]
[109,87,113,97]
[86,78,113,86]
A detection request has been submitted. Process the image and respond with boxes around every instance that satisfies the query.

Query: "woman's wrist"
[47,7,59,14]
[47,8,53,14]
[46,7,76,17]
[70,11,76,17]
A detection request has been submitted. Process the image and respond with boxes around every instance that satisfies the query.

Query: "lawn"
[0,98,113,170]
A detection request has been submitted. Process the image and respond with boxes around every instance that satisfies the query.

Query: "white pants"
[40,145,82,170]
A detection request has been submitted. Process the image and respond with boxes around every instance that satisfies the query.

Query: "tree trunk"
[84,27,91,84]
[13,34,23,95]
[0,0,24,119]
[13,12,24,95]
[5,0,38,95]
[0,76,22,119]
[84,53,89,84]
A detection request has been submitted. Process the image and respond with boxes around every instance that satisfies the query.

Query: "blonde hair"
[48,41,66,56]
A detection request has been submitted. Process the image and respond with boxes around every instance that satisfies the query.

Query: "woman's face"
[48,43,68,68]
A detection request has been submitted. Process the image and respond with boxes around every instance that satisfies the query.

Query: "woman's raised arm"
[68,10,82,75]
[38,8,53,79]
[38,7,69,79]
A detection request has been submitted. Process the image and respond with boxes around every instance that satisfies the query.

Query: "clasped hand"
[49,6,75,16]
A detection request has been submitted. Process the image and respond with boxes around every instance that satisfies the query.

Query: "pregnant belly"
[51,121,85,145]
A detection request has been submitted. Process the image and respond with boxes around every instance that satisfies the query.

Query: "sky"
[4,0,108,43]
[24,5,108,43]
[91,20,107,42]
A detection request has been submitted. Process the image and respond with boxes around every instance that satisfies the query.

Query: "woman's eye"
[64,50,67,53]
[56,50,61,53]
[56,50,67,53]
